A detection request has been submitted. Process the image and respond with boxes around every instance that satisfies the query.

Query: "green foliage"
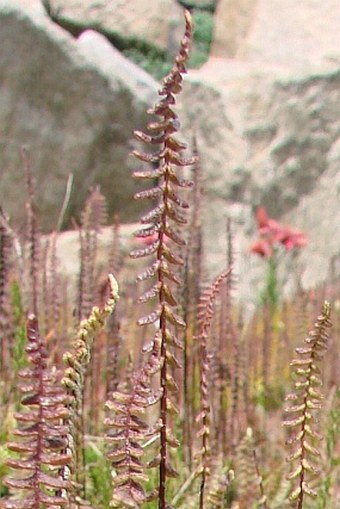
[121,9,214,76]
[42,0,214,78]
[0,409,15,499]
[121,47,172,80]
[0,446,10,498]
[326,390,340,465]
[207,466,235,508]
[316,389,340,509]
[41,0,60,18]
[189,10,214,68]
[10,281,27,375]
[255,382,285,411]
[86,442,113,509]
[261,256,279,310]
[316,476,332,509]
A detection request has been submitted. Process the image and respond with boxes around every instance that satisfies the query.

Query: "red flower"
[276,227,308,250]
[250,207,308,257]
[256,207,270,228]
[249,239,273,258]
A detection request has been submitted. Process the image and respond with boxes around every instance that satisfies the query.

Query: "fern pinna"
[283,301,332,508]
[129,10,195,509]
[4,314,71,509]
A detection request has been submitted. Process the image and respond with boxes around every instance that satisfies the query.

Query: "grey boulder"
[0,0,158,229]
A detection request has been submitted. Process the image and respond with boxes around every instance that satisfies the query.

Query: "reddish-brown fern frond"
[105,338,163,508]
[283,301,331,508]
[105,313,122,399]
[196,268,232,509]
[22,148,41,318]
[103,216,123,403]
[42,231,63,364]
[130,10,194,509]
[4,314,71,509]
[78,186,108,320]
[108,214,123,276]
[218,218,238,454]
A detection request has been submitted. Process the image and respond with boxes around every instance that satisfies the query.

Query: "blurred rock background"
[0,0,339,304]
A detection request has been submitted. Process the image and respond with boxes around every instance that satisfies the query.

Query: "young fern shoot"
[130,10,195,509]
[283,301,332,508]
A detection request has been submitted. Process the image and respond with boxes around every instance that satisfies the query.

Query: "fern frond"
[42,231,63,364]
[196,268,232,509]
[4,314,71,509]
[283,301,332,508]
[62,274,119,500]
[22,148,41,318]
[108,214,123,276]
[78,186,108,320]
[252,449,268,509]
[131,10,194,509]
[105,338,162,508]
[234,428,258,508]
[105,312,122,400]
[207,467,234,509]
[219,218,238,454]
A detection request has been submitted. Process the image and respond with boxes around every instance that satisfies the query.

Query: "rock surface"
[178,59,340,305]
[50,0,184,53]
[212,0,258,58]
[0,0,157,229]
[212,0,340,69]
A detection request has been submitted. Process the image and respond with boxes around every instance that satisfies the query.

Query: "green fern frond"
[283,301,332,509]
[62,274,119,500]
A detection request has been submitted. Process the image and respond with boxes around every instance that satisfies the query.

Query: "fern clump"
[283,301,332,508]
